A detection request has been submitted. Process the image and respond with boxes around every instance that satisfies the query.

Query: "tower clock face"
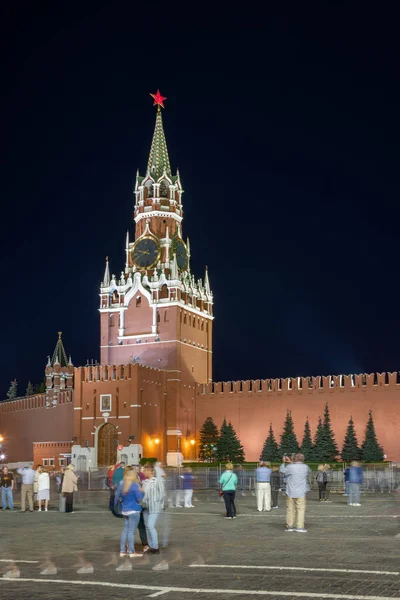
[175,239,188,270]
[132,237,160,268]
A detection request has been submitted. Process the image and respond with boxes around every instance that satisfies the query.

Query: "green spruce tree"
[322,403,339,461]
[361,411,384,462]
[341,416,361,461]
[312,416,325,462]
[216,419,245,463]
[25,381,34,396]
[198,416,219,462]
[300,417,314,461]
[6,379,18,400]
[260,424,280,462]
[279,410,299,457]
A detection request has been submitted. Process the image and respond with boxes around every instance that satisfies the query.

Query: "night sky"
[2,4,399,397]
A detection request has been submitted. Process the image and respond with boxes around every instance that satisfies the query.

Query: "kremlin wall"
[1,95,399,467]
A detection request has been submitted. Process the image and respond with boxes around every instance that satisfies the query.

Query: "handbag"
[219,473,233,496]
[111,498,123,518]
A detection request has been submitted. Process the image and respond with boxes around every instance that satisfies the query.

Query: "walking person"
[1,466,15,511]
[220,462,238,519]
[343,466,350,496]
[316,464,328,502]
[255,461,272,512]
[270,465,282,509]
[142,465,165,553]
[56,467,66,512]
[106,464,116,511]
[280,453,311,533]
[37,467,50,511]
[115,466,144,558]
[348,460,363,506]
[62,464,79,513]
[182,467,195,508]
[112,461,125,490]
[136,466,149,551]
[33,465,40,509]
[17,464,35,512]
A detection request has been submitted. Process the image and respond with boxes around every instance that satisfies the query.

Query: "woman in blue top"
[115,467,144,557]
[219,462,238,519]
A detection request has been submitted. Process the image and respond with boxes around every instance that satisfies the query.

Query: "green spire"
[51,332,69,368]
[147,107,171,179]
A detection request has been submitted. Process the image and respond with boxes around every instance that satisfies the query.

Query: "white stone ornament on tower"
[103,257,110,287]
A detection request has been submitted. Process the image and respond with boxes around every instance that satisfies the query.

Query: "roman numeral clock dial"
[132,237,160,269]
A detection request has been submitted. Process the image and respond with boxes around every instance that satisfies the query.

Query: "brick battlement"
[199,372,400,395]
[0,391,72,414]
[76,362,164,384]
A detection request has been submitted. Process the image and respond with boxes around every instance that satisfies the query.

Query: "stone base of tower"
[166,452,184,467]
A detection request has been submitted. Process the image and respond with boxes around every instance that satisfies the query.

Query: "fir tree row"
[198,417,245,463]
[259,406,384,463]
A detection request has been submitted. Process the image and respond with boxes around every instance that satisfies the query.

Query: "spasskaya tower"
[99,91,213,385]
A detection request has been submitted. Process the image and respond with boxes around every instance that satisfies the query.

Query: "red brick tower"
[45,332,74,407]
[99,92,213,464]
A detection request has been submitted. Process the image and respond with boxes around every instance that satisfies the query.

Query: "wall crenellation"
[200,372,400,395]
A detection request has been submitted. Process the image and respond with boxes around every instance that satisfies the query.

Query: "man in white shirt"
[17,465,35,512]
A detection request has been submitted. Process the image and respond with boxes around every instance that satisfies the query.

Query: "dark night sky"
[1,4,399,396]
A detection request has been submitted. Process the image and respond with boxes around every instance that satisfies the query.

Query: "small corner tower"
[45,332,74,408]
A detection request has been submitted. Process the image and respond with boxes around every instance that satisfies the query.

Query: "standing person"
[182,467,195,508]
[106,464,116,511]
[219,463,238,519]
[62,464,79,513]
[343,466,350,496]
[17,465,35,512]
[112,461,125,490]
[37,468,50,511]
[1,466,14,511]
[136,466,149,551]
[348,460,363,506]
[115,466,144,558]
[33,465,41,509]
[255,461,272,512]
[323,465,332,502]
[280,453,311,533]
[270,466,282,509]
[316,464,328,502]
[142,465,165,553]
[154,461,166,480]
[56,467,66,512]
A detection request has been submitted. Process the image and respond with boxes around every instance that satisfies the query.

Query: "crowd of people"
[1,457,366,545]
[0,463,79,513]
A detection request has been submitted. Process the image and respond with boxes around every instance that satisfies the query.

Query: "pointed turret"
[103,257,110,287]
[147,108,171,179]
[51,332,70,368]
[204,266,211,295]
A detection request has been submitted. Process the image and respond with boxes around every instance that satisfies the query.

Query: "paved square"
[0,489,399,599]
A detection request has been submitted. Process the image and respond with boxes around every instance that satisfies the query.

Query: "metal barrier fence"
[85,464,400,493]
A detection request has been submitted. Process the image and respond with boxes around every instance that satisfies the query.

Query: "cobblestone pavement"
[0,490,399,599]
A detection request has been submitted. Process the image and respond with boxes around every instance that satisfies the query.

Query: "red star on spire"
[150,89,167,109]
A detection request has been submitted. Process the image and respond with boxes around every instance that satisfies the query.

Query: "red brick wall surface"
[194,374,400,462]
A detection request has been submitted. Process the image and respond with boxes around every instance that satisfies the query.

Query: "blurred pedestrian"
[1,466,14,511]
[270,465,282,509]
[142,465,165,553]
[316,464,328,502]
[344,466,350,496]
[106,464,115,511]
[348,460,363,506]
[280,453,311,533]
[255,461,272,512]
[112,462,125,489]
[56,467,66,512]
[62,464,79,513]
[115,466,144,558]
[17,464,35,512]
[154,461,166,479]
[219,462,238,519]
[182,467,195,508]
[33,465,40,509]
[37,468,50,511]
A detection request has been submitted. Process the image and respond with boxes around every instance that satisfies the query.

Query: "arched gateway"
[97,423,118,467]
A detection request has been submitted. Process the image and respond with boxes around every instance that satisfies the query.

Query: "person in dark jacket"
[270,466,282,509]
[344,467,350,496]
